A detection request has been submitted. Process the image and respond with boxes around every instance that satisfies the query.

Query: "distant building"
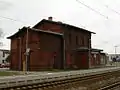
[107,54,120,66]
[90,49,102,68]
[0,49,10,65]
[108,54,120,62]
[7,17,106,71]
[90,49,107,68]
[100,52,108,66]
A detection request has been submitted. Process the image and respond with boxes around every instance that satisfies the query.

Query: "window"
[81,36,84,46]
[79,37,82,46]
[84,36,87,46]
[76,36,79,45]
[69,33,71,44]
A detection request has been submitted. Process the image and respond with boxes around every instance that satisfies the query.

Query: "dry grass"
[0,71,21,76]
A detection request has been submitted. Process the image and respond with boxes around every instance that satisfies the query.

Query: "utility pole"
[63,32,66,69]
[114,45,120,66]
[25,27,30,72]
[88,38,91,68]
[115,46,117,66]
[18,35,21,71]
[114,46,118,55]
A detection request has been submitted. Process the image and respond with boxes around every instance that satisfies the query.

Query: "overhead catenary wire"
[0,0,111,29]
[0,1,26,23]
[0,15,87,29]
[75,0,120,53]
[104,5,120,28]
[105,5,120,16]
[76,0,109,19]
[105,5,120,30]
[0,15,27,24]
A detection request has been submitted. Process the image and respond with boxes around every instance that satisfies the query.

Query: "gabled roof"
[7,27,63,39]
[33,19,96,34]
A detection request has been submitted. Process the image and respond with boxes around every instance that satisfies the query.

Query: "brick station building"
[8,17,105,71]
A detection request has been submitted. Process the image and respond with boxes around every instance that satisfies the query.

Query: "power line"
[76,0,108,19]
[105,5,120,16]
[104,5,120,27]
[0,15,27,24]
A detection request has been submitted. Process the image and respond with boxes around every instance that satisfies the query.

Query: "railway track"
[1,69,120,90]
[99,81,120,90]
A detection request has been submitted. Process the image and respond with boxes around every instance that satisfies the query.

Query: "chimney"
[48,17,53,21]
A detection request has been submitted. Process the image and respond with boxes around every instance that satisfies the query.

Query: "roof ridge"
[33,19,95,34]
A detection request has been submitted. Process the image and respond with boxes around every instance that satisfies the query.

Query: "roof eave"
[7,27,27,39]
[7,26,63,39]
[91,32,96,34]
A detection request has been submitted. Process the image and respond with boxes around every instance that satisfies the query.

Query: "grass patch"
[35,68,79,72]
[0,71,20,76]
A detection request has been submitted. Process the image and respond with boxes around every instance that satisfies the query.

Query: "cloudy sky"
[0,0,120,54]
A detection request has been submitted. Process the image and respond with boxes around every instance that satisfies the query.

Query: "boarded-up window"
[84,36,87,46]
[69,33,71,44]
[81,36,84,46]
[76,36,79,45]
[79,37,82,46]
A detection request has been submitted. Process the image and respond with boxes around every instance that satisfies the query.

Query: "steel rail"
[98,81,120,90]
[2,70,120,90]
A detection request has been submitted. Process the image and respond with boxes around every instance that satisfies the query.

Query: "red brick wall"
[10,31,27,70]
[28,31,63,70]
[65,51,89,69]
[10,30,63,71]
[65,28,91,50]
[35,22,63,33]
[10,38,19,70]
[64,27,91,69]
[34,21,91,69]
[76,52,89,69]
[10,20,92,70]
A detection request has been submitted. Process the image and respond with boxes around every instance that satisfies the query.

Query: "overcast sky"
[0,0,120,54]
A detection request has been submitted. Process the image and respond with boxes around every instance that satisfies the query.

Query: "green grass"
[36,68,79,72]
[0,71,20,76]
